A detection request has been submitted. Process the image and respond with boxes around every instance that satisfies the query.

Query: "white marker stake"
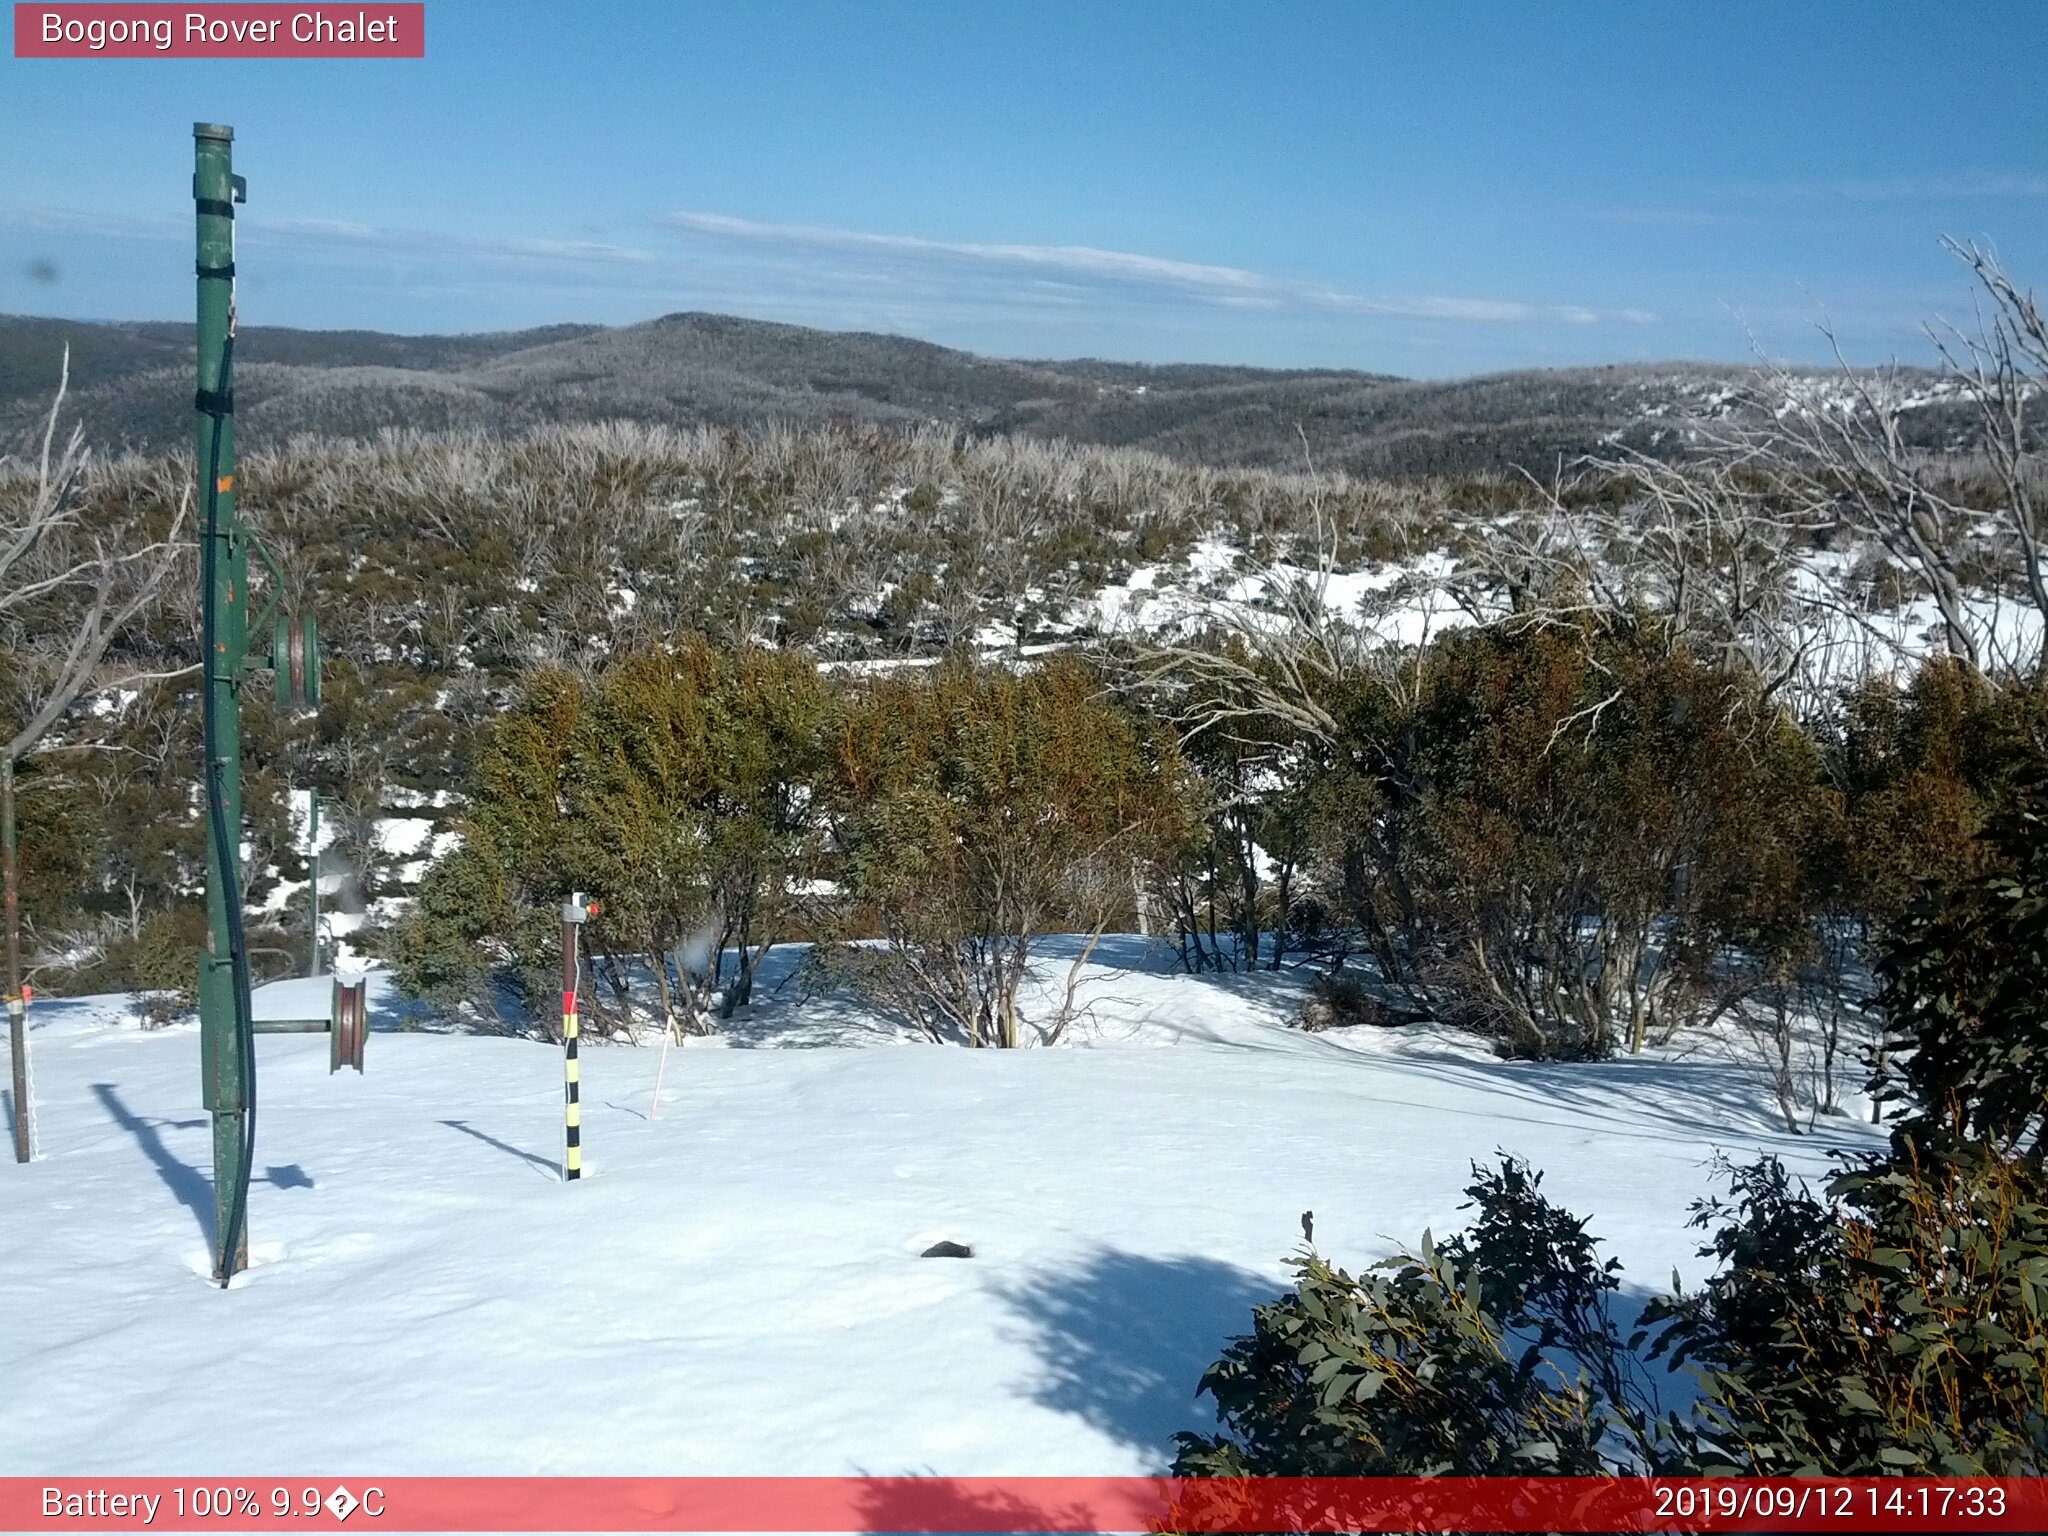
[650,1016,675,1121]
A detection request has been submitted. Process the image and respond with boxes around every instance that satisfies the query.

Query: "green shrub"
[1174,1157,1673,1478]
[1873,780,2048,1154]
[41,903,217,1022]
[828,655,1195,1046]
[1172,1241,1608,1478]
[125,905,206,1028]
[1652,1138,2048,1474]
[1181,1145,2048,1479]
[1829,660,2039,923]
[1307,624,1824,1060]
[1626,777,2048,1473]
[393,640,829,1036]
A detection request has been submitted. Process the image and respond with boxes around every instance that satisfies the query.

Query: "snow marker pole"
[308,788,320,977]
[16,983,34,1161]
[650,1014,674,1121]
[562,892,593,1181]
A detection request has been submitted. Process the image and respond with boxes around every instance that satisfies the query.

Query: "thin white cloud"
[1,205,181,239]
[667,211,1277,293]
[2,205,655,267]
[5,199,1656,334]
[1735,171,2048,202]
[1598,171,2048,230]
[501,237,657,265]
[269,223,658,266]
[1597,208,1747,229]
[267,217,379,240]
[661,210,1656,326]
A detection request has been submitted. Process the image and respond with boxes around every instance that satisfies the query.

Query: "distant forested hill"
[2,308,1903,477]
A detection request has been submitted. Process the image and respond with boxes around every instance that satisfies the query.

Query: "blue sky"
[4,1,2046,376]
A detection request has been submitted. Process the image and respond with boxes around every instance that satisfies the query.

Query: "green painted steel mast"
[194,122,254,1283]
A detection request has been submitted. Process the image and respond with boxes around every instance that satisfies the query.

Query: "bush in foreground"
[1650,1134,2048,1474]
[1174,1158,1675,1478]
[1872,778,2048,1156]
[1178,1146,2048,1478]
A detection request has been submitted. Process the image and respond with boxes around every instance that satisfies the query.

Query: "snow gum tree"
[826,656,1196,1046]
[1160,665,1316,976]
[391,668,582,1030]
[576,639,829,1029]
[1303,624,1825,1060]
[392,640,828,1036]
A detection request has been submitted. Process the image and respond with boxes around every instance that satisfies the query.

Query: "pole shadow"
[91,1082,214,1245]
[441,1118,558,1179]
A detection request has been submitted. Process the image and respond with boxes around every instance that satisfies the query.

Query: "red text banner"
[15,4,424,58]
[2,1477,2045,1532]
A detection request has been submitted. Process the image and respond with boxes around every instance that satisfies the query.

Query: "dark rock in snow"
[920,1240,973,1259]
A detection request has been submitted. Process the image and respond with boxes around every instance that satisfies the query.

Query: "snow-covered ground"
[0,939,1878,1476]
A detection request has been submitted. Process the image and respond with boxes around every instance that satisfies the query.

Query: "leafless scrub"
[1116,464,1400,749]
[1,352,190,764]
[835,838,1141,1050]
[1618,243,2048,685]
[3,356,188,1142]
[1446,453,1844,714]
[1722,926,1877,1134]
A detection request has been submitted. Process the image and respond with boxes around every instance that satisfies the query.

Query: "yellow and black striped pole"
[561,892,593,1181]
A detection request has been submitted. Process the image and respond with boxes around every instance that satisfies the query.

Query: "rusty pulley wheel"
[286,617,306,702]
[274,610,322,712]
[329,976,367,1074]
[299,611,321,710]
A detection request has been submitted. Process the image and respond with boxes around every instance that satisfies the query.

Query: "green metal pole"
[194,122,250,1280]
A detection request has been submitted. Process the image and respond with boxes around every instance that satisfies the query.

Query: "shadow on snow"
[997,1247,1282,1465]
